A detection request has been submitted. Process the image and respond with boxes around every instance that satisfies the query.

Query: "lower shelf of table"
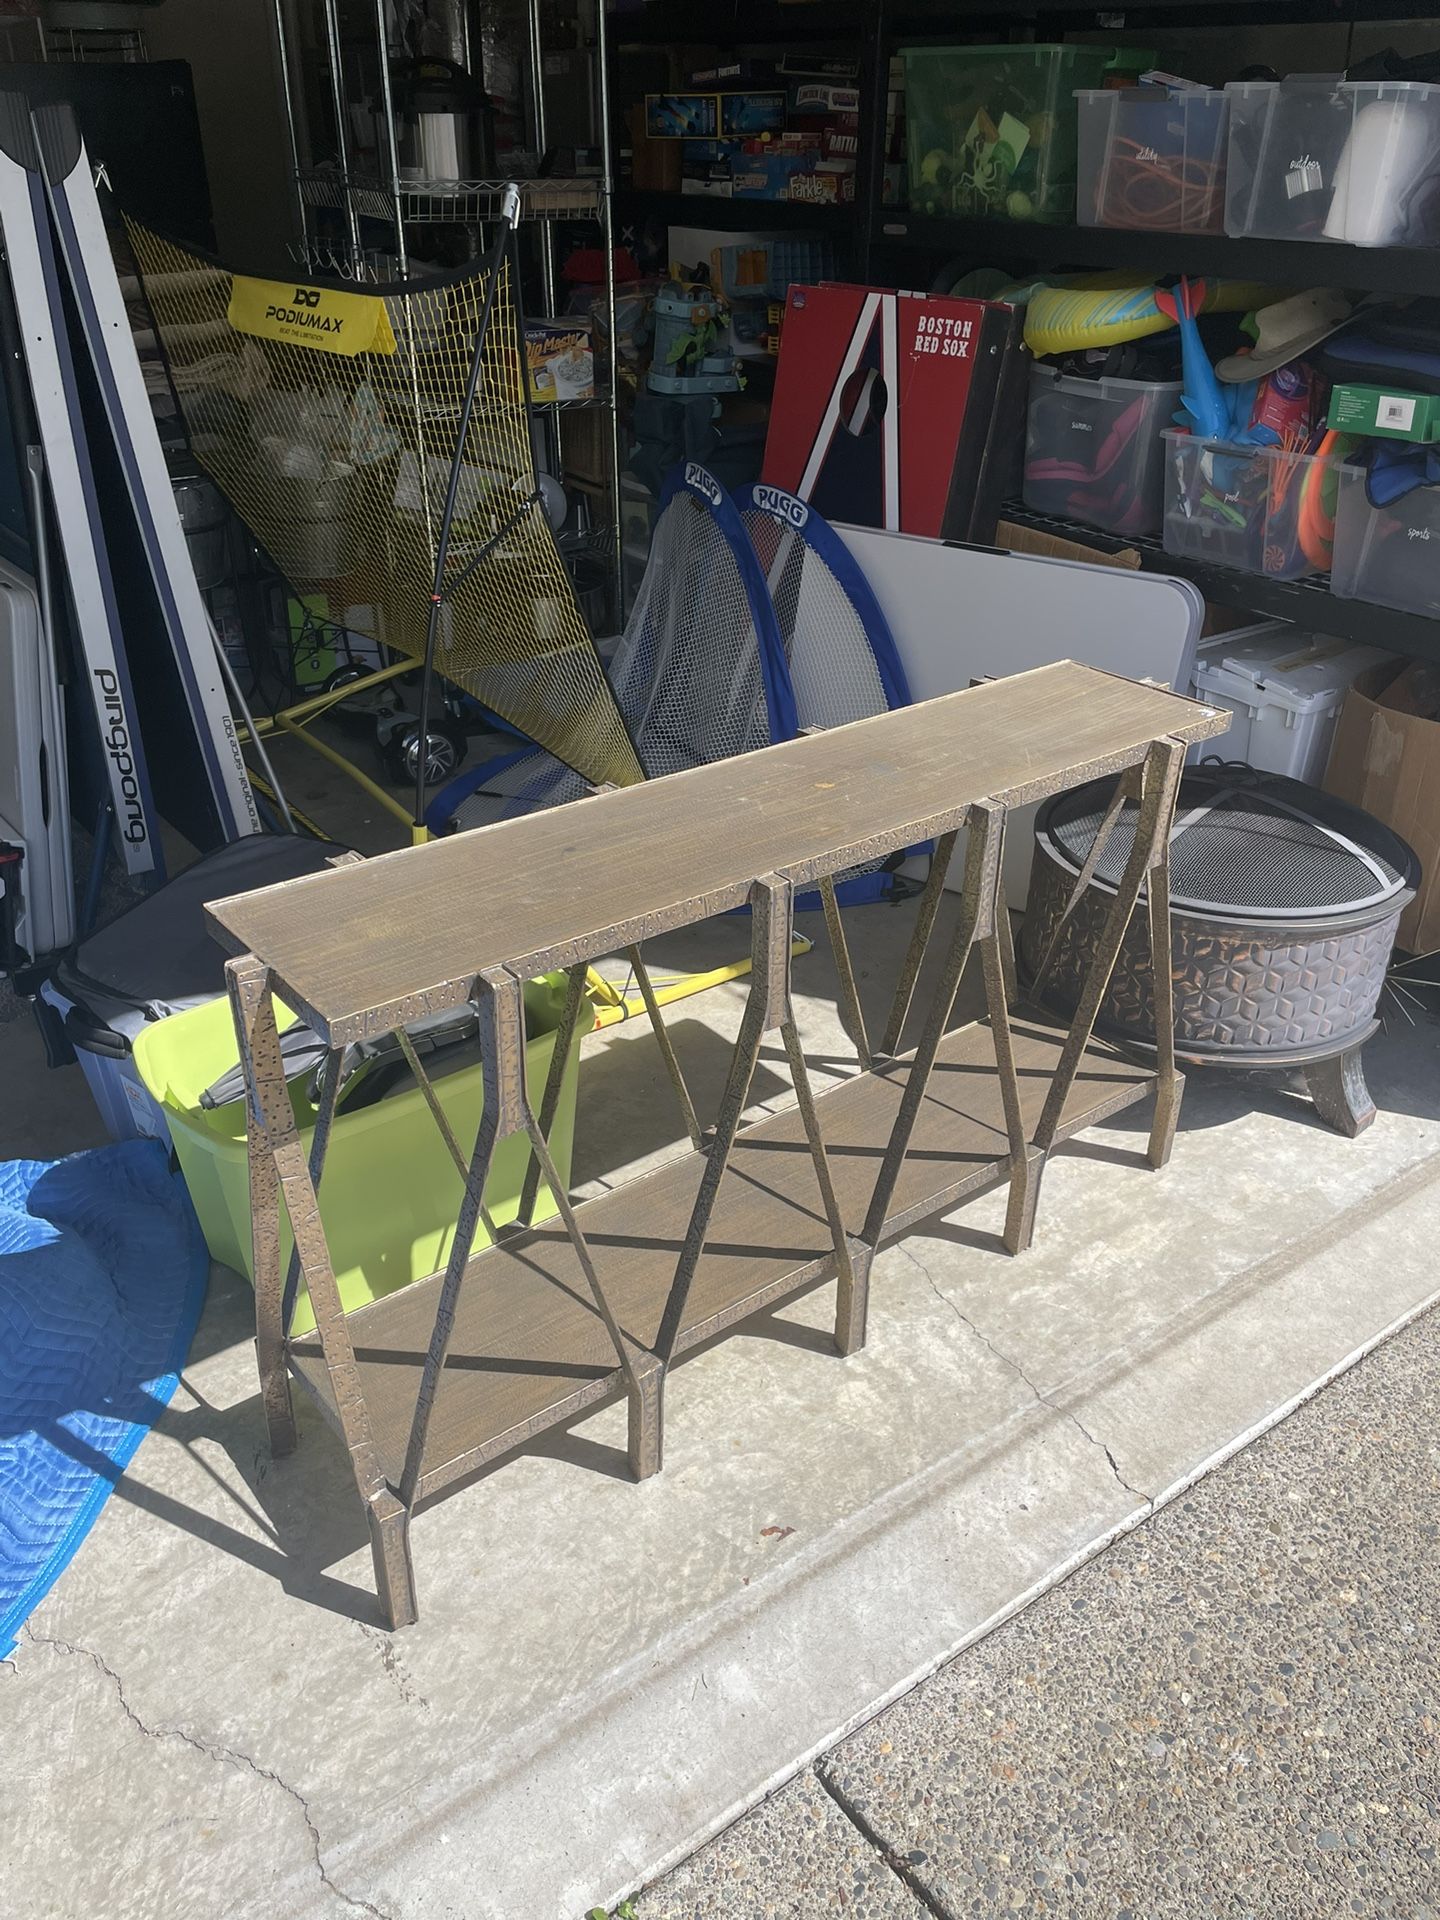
[288,1015,1153,1500]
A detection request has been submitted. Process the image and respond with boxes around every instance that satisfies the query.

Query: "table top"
[209,661,1224,1042]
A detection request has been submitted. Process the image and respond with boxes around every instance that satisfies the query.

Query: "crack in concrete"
[23,1626,395,1920]
[897,1243,1154,1509]
[812,1766,957,1920]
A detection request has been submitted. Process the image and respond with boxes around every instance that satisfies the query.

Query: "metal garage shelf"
[1001,506,1440,666]
[618,188,853,233]
[873,215,1440,300]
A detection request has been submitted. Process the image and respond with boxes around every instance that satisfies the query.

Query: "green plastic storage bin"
[904,43,1115,222]
[133,976,593,1336]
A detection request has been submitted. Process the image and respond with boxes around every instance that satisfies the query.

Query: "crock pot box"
[1325,661,1440,952]
[524,318,594,402]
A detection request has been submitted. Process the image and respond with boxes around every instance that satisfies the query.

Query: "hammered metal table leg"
[880,829,957,1058]
[282,853,363,1335]
[778,982,861,1357]
[229,958,296,1457]
[227,954,404,1618]
[1305,1046,1377,1137]
[861,803,1002,1250]
[368,1490,418,1632]
[627,945,705,1150]
[1142,739,1188,1171]
[399,971,525,1511]
[835,1241,873,1358]
[628,1352,665,1480]
[1018,740,1186,1253]
[981,866,1044,1259]
[279,1045,343,1340]
[514,1045,664,1480]
[655,876,793,1363]
[818,875,872,1070]
[517,961,589,1225]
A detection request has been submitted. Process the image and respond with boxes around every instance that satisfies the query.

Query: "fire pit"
[1021,768,1418,1135]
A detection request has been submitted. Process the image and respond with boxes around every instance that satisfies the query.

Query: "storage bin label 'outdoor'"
[226,276,397,357]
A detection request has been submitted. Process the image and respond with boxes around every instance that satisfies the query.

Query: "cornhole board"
[761,283,1024,542]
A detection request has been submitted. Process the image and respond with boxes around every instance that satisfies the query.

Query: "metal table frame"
[213,667,1224,1629]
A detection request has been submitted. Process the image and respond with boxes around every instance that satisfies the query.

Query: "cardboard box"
[718,91,787,137]
[787,167,856,205]
[680,138,740,194]
[996,520,1141,570]
[645,91,786,139]
[1325,661,1440,952]
[525,319,594,402]
[730,137,820,198]
[822,116,860,163]
[1327,383,1440,443]
[790,83,861,121]
[559,407,611,486]
[646,94,720,139]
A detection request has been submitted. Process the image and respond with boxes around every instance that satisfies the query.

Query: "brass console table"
[210,662,1225,1628]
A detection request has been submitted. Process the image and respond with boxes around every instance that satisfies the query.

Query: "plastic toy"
[1022,271,1280,357]
[1294,429,1349,568]
[647,280,742,396]
[1153,277,1265,443]
[1155,277,1309,446]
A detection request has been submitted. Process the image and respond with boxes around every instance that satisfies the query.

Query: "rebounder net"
[739,483,910,732]
[125,220,643,792]
[430,461,794,829]
[741,481,920,904]
[611,464,794,777]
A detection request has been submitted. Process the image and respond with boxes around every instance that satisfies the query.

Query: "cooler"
[1190,623,1392,785]
[37,833,346,1141]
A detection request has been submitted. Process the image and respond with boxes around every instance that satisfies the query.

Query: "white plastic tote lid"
[1198,631,1390,715]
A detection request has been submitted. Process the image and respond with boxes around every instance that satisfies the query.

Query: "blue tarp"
[0,1140,208,1654]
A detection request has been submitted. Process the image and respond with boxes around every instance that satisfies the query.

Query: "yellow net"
[126,222,643,791]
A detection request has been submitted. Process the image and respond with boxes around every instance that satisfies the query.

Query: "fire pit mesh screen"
[1044,773,1413,921]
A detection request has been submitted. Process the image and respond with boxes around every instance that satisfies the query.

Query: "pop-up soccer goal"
[129,198,644,841]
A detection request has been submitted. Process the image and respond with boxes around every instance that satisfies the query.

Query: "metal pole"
[372,0,409,279]
[210,617,296,833]
[271,0,307,245]
[526,0,555,315]
[23,449,58,682]
[25,445,76,934]
[525,0,561,484]
[321,0,364,273]
[855,0,891,284]
[413,188,520,828]
[595,0,622,621]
